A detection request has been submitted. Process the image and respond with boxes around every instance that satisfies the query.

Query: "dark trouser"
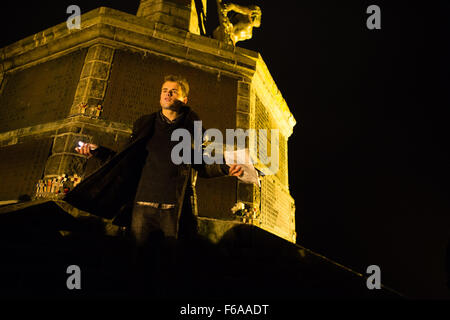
[129,203,179,296]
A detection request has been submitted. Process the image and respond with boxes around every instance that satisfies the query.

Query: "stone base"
[0,201,403,299]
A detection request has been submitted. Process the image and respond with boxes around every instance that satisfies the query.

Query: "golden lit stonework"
[0,0,296,243]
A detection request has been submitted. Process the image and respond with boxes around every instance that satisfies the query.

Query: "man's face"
[160,81,187,109]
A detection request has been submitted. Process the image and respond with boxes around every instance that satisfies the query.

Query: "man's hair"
[163,75,190,97]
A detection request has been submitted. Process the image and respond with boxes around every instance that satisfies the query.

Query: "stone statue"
[214,0,261,46]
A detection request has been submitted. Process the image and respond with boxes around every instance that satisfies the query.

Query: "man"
[66,75,243,293]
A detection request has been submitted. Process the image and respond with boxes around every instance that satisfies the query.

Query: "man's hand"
[75,142,98,159]
[228,164,244,177]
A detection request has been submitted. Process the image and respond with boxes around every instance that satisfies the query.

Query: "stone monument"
[0,0,297,243]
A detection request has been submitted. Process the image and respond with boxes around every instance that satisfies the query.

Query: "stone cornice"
[0,7,256,75]
[0,116,131,145]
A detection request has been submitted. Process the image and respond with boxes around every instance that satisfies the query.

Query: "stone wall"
[0,6,296,242]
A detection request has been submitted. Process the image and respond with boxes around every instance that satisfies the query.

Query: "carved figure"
[214,0,261,45]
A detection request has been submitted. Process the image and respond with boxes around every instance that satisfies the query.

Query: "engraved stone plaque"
[103,50,237,131]
[255,95,288,186]
[0,138,52,200]
[0,49,87,133]
[260,176,295,241]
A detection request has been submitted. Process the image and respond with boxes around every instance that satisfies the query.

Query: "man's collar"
[159,109,185,124]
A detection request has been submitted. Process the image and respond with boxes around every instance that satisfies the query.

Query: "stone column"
[70,45,115,116]
[235,79,261,224]
[38,44,115,198]
[236,80,251,128]
[40,131,91,198]
[137,0,207,35]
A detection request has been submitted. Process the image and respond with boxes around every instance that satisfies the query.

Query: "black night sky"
[1,0,449,299]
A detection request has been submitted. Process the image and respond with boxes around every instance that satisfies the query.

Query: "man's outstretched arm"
[75,115,149,163]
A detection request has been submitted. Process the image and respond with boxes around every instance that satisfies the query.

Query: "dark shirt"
[134,111,185,204]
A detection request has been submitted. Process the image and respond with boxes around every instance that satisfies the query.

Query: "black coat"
[63,106,227,231]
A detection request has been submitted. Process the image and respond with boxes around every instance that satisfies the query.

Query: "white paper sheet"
[224,148,260,187]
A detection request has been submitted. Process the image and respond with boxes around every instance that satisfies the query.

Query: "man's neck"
[161,108,178,121]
